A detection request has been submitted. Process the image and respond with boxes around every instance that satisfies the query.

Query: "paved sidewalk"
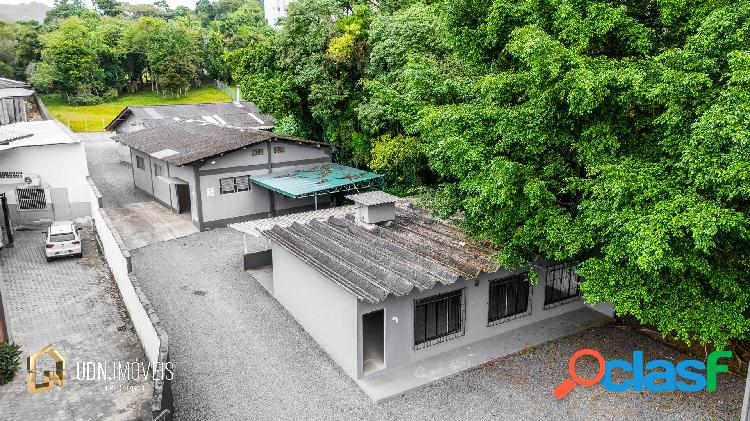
[105,202,197,250]
[0,229,152,420]
[132,228,744,421]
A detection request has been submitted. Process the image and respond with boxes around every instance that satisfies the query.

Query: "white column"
[741,367,750,421]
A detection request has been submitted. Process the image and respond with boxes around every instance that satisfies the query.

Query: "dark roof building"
[105,101,276,131]
[115,119,319,166]
[115,119,384,231]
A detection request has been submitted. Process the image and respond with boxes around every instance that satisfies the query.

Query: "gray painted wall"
[114,117,144,163]
[196,140,332,226]
[267,238,614,381]
[198,169,271,223]
[355,268,612,379]
[129,140,335,229]
[151,157,171,207]
[271,243,359,378]
[131,148,154,196]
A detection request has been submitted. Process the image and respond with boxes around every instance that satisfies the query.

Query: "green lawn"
[41,86,231,132]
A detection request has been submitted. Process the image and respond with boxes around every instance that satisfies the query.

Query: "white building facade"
[0,120,91,225]
[264,0,294,26]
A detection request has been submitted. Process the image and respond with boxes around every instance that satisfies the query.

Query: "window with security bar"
[17,188,46,210]
[414,289,465,349]
[488,273,531,326]
[235,176,250,192]
[544,264,581,308]
[220,176,252,194]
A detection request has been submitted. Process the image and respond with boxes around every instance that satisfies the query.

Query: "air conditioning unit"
[22,174,41,187]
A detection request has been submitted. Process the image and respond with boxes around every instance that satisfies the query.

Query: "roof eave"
[105,107,133,131]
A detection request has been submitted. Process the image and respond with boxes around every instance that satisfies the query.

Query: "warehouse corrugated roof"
[114,120,327,166]
[105,101,276,130]
[249,164,384,198]
[346,190,399,206]
[230,206,354,237]
[249,203,500,303]
[0,78,30,89]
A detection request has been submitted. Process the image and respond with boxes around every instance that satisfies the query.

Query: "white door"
[50,188,71,221]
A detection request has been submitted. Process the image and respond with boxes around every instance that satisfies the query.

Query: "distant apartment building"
[264,0,294,27]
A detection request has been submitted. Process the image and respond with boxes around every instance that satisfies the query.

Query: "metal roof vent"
[346,191,399,224]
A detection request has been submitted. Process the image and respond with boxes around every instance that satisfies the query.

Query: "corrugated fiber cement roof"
[250,163,383,198]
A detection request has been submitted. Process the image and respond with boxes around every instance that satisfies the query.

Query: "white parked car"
[44,221,82,262]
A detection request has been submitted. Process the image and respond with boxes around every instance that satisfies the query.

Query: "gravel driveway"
[131,228,744,421]
[83,134,151,208]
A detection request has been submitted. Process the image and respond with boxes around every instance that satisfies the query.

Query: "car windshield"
[50,232,75,242]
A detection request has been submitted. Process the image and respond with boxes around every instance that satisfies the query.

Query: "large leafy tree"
[45,0,91,23]
[227,0,750,347]
[146,21,202,96]
[414,0,750,347]
[30,17,105,97]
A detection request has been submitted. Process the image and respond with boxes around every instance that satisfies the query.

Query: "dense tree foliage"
[228,0,750,347]
[2,0,748,348]
[0,20,42,80]
[5,0,269,103]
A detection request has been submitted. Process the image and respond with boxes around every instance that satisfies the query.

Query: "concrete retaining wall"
[86,176,173,421]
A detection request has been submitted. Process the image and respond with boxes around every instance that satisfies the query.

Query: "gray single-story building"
[115,120,384,231]
[106,101,276,162]
[231,191,613,400]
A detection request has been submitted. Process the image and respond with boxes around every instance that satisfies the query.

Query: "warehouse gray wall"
[196,140,332,227]
[131,148,154,196]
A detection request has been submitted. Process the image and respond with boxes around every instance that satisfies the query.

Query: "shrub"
[102,88,119,101]
[0,342,22,385]
[66,90,102,106]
